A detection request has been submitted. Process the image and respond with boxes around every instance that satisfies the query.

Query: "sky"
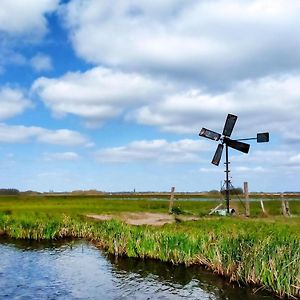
[0,0,300,193]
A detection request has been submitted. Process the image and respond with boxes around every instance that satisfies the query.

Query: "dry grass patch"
[86,212,199,226]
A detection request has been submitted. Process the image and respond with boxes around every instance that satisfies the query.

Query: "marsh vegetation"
[0,195,299,298]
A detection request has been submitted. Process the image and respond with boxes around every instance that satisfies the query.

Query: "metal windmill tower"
[199,114,269,214]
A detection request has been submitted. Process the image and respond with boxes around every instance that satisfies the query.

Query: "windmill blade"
[222,114,237,137]
[199,128,221,141]
[211,144,224,166]
[224,138,250,154]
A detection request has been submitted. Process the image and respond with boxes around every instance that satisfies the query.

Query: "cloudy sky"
[0,0,300,192]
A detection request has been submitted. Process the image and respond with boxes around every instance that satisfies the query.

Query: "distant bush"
[0,189,20,195]
[221,187,243,195]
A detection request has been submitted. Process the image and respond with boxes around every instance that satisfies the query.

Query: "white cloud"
[95,139,210,163]
[199,167,220,173]
[231,148,300,174]
[288,154,300,165]
[61,0,300,83]
[32,66,171,125]
[0,123,88,146]
[33,68,300,144]
[0,87,32,120]
[43,152,80,161]
[129,75,300,141]
[0,1,59,72]
[233,150,287,163]
[235,166,267,173]
[0,0,59,37]
[0,124,42,143]
[30,53,53,72]
[37,129,88,146]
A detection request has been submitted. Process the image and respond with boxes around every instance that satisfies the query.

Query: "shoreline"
[0,215,299,299]
[0,196,299,299]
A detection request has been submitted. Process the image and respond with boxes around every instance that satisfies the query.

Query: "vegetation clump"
[171,206,184,215]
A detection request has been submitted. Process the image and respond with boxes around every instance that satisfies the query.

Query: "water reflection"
[0,238,274,300]
[107,254,273,300]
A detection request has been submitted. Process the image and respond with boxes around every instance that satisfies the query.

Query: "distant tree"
[221,187,243,195]
[208,189,220,194]
[231,187,244,194]
[0,188,20,195]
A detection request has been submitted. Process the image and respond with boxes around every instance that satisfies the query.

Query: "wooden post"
[281,193,287,216]
[244,182,250,217]
[281,193,290,216]
[285,200,290,216]
[169,187,175,214]
[260,200,266,215]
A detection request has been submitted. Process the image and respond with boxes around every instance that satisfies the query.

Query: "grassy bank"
[1,194,299,216]
[0,195,299,298]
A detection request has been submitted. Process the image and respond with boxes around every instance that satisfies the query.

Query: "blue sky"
[0,0,300,192]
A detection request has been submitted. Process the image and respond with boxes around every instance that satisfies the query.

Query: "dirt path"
[86,212,199,226]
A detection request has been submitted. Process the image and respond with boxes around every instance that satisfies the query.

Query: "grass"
[0,195,299,298]
[1,194,298,216]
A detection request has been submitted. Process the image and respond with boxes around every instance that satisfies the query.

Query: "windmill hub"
[199,114,269,214]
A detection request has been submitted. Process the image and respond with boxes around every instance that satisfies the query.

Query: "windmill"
[199,114,269,214]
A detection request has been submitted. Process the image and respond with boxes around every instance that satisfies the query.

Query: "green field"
[1,193,299,216]
[0,195,299,298]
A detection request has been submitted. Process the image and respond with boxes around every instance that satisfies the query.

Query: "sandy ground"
[86,212,199,226]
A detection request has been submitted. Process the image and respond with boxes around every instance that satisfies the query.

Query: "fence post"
[285,199,290,216]
[281,193,290,216]
[169,187,175,214]
[284,199,291,216]
[244,182,250,217]
[260,200,266,215]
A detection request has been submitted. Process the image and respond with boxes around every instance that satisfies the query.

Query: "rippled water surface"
[0,238,274,299]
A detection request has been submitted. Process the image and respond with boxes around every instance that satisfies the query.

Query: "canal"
[0,238,274,299]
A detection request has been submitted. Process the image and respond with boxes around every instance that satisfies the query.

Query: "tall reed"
[0,212,299,298]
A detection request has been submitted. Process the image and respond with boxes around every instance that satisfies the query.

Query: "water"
[0,238,274,300]
[103,197,300,202]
